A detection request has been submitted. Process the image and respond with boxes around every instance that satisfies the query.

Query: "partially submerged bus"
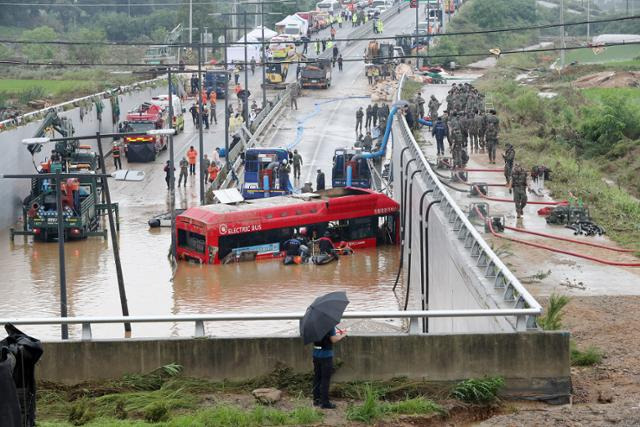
[176,187,399,264]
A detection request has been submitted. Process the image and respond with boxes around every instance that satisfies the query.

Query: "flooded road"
[0,205,402,340]
[0,9,420,340]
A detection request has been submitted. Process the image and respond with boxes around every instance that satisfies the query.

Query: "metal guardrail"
[0,76,167,129]
[0,308,541,340]
[211,84,292,191]
[394,74,542,330]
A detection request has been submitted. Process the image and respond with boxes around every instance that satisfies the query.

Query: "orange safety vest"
[209,91,217,105]
[187,149,198,165]
[208,164,219,181]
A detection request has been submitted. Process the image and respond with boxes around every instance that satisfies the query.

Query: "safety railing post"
[81,322,92,341]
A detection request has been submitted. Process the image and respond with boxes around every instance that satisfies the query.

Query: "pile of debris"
[371,80,399,102]
[573,71,640,88]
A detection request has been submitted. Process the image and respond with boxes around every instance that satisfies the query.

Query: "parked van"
[316,0,342,15]
[150,95,185,134]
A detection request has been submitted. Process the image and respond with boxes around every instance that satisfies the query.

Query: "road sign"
[410,0,418,8]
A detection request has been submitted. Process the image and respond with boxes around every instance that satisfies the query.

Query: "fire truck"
[120,103,168,162]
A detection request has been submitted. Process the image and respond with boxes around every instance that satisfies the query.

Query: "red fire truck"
[176,187,399,264]
[121,103,169,162]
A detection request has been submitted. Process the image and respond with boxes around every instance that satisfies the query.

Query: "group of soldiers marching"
[427,82,530,219]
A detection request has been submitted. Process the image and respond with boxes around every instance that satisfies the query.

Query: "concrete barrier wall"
[37,332,570,401]
[392,127,517,334]
[0,81,167,229]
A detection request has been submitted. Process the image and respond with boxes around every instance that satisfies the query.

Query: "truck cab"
[332,148,371,189]
[242,148,292,199]
[122,103,168,162]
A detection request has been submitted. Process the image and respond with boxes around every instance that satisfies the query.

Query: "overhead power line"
[0,1,217,6]
[1,40,639,68]
[0,15,637,48]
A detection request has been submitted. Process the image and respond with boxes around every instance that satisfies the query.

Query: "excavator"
[10,110,119,242]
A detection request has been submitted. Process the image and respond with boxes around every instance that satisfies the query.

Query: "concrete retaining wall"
[392,125,516,334]
[0,81,167,229]
[37,332,570,401]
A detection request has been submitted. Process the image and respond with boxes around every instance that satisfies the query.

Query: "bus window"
[178,229,206,254]
[378,214,396,244]
[347,216,377,240]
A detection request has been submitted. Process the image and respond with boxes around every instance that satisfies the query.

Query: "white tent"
[247,26,278,41]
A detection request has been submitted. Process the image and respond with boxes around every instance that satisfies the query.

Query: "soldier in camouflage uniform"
[478,110,487,151]
[468,111,480,153]
[485,109,500,164]
[508,163,528,218]
[502,143,515,187]
[428,95,440,123]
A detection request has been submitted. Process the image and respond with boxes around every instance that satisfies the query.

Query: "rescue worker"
[503,143,515,188]
[317,231,336,255]
[337,54,343,71]
[290,82,300,111]
[362,131,373,151]
[292,149,303,180]
[365,104,373,129]
[189,104,198,125]
[208,162,219,183]
[332,45,339,61]
[330,26,336,40]
[428,95,440,124]
[112,142,122,170]
[279,159,291,191]
[178,156,189,187]
[201,105,209,130]
[468,111,479,152]
[377,19,383,34]
[485,109,500,164]
[164,160,174,190]
[355,106,364,134]
[478,110,487,151]
[250,57,256,75]
[316,169,325,191]
[315,40,321,55]
[432,116,447,156]
[372,18,378,34]
[508,163,528,219]
[202,154,211,179]
[187,146,198,176]
[283,235,303,257]
[233,66,240,85]
[415,92,425,119]
[378,103,389,129]
[372,103,379,127]
[209,90,218,125]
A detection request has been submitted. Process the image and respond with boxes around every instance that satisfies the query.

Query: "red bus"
[176,187,399,264]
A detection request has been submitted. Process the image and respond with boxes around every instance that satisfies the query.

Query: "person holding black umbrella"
[312,326,345,408]
[300,291,349,409]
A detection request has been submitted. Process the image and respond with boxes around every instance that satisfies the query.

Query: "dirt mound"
[573,71,640,88]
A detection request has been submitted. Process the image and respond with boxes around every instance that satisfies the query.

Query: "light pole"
[560,0,565,69]
[149,127,178,255]
[197,43,205,204]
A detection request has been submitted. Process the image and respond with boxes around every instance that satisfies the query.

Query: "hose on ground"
[474,206,640,267]
[473,185,562,206]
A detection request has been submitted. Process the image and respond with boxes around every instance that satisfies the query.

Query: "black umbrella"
[300,291,349,344]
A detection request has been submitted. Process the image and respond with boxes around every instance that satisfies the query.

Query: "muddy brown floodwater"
[0,206,403,340]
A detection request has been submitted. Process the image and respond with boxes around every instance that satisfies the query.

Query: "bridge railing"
[0,308,541,341]
[394,74,542,329]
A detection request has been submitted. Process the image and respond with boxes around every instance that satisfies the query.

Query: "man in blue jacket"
[432,116,448,156]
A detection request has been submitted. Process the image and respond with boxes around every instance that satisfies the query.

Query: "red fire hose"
[473,185,563,206]
[474,206,640,267]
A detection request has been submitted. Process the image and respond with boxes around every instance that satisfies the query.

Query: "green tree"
[68,27,107,64]
[21,26,58,61]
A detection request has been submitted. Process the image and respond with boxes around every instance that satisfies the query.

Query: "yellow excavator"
[264,40,298,89]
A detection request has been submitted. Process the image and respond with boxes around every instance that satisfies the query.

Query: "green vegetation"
[478,59,640,250]
[571,343,604,366]
[346,384,443,424]
[450,377,504,404]
[429,0,544,66]
[538,294,570,331]
[401,79,423,101]
[565,45,640,65]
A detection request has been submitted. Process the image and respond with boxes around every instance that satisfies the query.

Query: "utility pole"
[243,10,249,124]
[560,0,565,69]
[55,169,69,340]
[197,44,205,204]
[167,69,177,259]
[587,0,590,41]
[189,0,193,44]
[224,28,231,171]
[415,0,419,68]
[95,133,131,333]
[261,1,267,109]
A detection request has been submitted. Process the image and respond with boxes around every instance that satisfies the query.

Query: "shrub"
[18,86,46,104]
[571,343,603,366]
[21,26,58,61]
[143,401,169,423]
[537,294,570,331]
[451,377,504,404]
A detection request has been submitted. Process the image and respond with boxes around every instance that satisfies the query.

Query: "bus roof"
[177,187,398,231]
